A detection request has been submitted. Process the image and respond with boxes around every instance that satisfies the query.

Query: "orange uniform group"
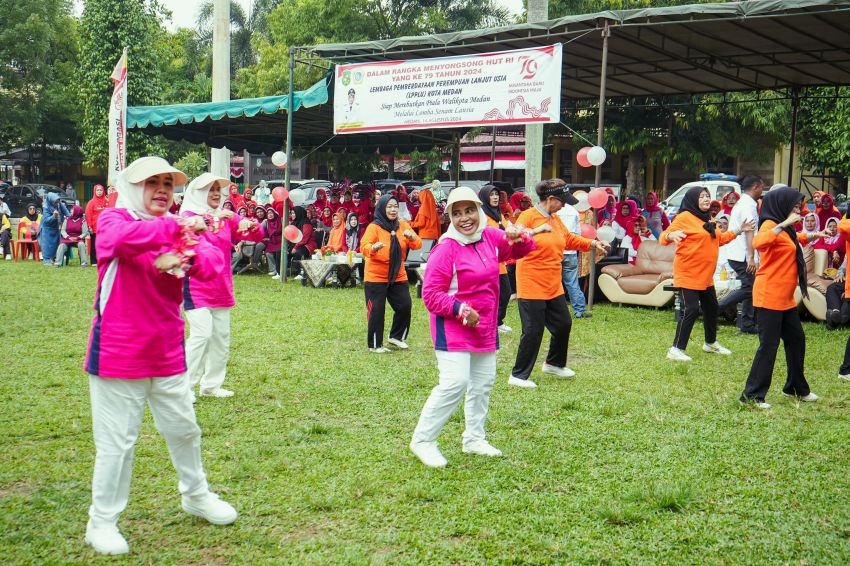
[660,211,737,290]
[752,221,809,311]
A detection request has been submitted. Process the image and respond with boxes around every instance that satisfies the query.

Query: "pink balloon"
[580,224,597,239]
[284,225,302,243]
[577,147,593,168]
[588,188,608,209]
[272,186,289,202]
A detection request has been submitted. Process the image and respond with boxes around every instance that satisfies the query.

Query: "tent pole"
[787,86,800,186]
[489,126,497,183]
[280,48,296,284]
[587,22,610,315]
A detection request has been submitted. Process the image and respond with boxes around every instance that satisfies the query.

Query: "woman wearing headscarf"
[19,203,42,259]
[313,188,328,212]
[355,190,373,226]
[55,205,90,267]
[407,189,421,220]
[243,187,254,205]
[596,190,618,224]
[479,185,513,333]
[181,173,264,399]
[84,157,234,555]
[499,190,513,219]
[817,193,841,229]
[106,185,119,207]
[612,199,639,241]
[814,217,845,268]
[361,194,422,352]
[327,210,347,252]
[801,212,821,246]
[317,205,334,242]
[227,184,244,210]
[345,212,361,252]
[262,205,284,279]
[40,193,71,265]
[620,215,655,264]
[812,190,826,214]
[509,192,532,224]
[410,180,441,240]
[741,187,821,408]
[395,186,412,221]
[85,184,108,265]
[287,205,316,277]
[509,179,609,388]
[410,187,535,468]
[642,191,670,238]
[253,180,270,205]
[660,187,752,362]
[722,191,740,215]
[708,199,722,219]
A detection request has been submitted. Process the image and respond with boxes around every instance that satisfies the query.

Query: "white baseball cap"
[122,156,188,186]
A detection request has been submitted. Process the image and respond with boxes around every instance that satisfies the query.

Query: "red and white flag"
[107,48,128,187]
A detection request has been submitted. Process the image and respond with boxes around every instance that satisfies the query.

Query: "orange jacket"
[660,211,736,290]
[485,214,510,275]
[410,189,440,239]
[840,218,850,298]
[516,208,591,300]
[361,220,422,283]
[752,221,809,311]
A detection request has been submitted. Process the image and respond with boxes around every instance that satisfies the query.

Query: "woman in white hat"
[180,173,264,399]
[410,187,536,467]
[84,157,237,555]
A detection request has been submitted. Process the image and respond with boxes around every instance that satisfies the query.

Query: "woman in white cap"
[180,173,264,399]
[84,157,237,555]
[410,187,536,467]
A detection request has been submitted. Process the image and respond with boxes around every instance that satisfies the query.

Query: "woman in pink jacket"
[180,173,264,399]
[410,187,535,468]
[84,157,236,556]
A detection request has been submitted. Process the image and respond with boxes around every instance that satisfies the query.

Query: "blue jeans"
[561,255,585,317]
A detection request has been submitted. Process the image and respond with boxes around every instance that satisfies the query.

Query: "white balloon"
[574,195,591,212]
[587,146,607,167]
[289,188,306,205]
[596,225,616,243]
[271,151,288,167]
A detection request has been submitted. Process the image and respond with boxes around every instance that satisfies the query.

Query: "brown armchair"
[802,248,832,320]
[598,241,676,307]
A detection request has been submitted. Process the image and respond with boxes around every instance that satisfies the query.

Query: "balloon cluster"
[576,146,607,168]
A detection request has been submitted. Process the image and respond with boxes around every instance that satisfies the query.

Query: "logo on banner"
[341,70,352,87]
[519,56,539,80]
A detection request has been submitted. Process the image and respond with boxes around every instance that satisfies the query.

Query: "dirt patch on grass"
[0,481,36,500]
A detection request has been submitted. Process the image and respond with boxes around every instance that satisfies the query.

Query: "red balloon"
[577,146,593,168]
[284,225,301,242]
[272,186,289,203]
[588,188,609,209]
[580,224,597,239]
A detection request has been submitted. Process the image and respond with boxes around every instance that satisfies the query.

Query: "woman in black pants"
[479,185,513,333]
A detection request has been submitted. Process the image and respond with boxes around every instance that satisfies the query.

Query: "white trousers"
[88,374,208,527]
[185,307,231,391]
[412,350,497,446]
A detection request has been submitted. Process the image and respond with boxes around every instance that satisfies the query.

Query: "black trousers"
[717,259,756,331]
[497,274,511,326]
[287,246,310,273]
[0,230,10,256]
[840,335,850,376]
[826,281,847,312]
[673,287,718,350]
[364,281,411,349]
[507,263,517,295]
[741,307,809,402]
[89,233,97,265]
[511,296,572,380]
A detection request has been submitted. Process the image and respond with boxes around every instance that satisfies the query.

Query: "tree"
[175,151,209,179]
[78,0,169,168]
[196,0,284,75]
[797,87,850,179]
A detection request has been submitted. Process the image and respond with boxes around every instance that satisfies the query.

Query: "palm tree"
[196,0,283,73]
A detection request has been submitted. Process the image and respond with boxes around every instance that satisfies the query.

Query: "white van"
[661,180,741,217]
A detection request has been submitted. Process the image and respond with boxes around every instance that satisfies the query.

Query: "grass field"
[2,261,850,564]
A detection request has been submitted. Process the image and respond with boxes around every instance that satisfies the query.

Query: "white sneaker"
[783,391,819,402]
[462,440,502,457]
[294,274,304,281]
[370,347,390,354]
[199,387,234,398]
[509,293,517,302]
[182,492,238,525]
[387,337,409,350]
[541,363,575,378]
[268,270,275,275]
[85,520,129,555]
[839,374,850,382]
[703,342,732,355]
[497,324,512,333]
[4,254,10,261]
[508,375,537,388]
[271,274,281,280]
[666,347,692,362]
[741,399,771,409]
[409,441,447,468]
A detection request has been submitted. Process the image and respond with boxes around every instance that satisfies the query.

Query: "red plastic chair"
[15,222,40,262]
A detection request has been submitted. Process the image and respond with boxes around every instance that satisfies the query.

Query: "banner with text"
[334,44,562,135]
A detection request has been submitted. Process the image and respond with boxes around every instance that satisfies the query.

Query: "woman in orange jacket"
[361,194,422,353]
[508,179,609,388]
[410,181,441,240]
[479,185,514,332]
[660,186,753,362]
[742,187,827,408]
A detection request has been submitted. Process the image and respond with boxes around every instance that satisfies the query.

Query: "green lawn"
[2,261,850,564]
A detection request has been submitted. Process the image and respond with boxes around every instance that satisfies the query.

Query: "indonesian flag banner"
[107,48,128,187]
[334,44,562,134]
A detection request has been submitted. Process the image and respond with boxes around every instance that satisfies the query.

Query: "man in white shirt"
[0,195,10,217]
[556,199,586,318]
[718,175,764,334]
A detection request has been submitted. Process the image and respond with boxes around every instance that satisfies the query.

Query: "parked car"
[661,179,741,217]
[0,184,76,218]
[375,179,426,194]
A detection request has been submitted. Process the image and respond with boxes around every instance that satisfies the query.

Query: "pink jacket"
[423,227,535,352]
[85,209,224,378]
[181,212,265,310]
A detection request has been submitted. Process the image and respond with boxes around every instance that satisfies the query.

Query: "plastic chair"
[15,222,40,262]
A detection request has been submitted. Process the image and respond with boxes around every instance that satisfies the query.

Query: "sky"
[75,0,525,31]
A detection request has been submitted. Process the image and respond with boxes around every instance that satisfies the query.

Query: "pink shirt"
[181,212,264,310]
[85,209,224,378]
[423,227,535,352]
